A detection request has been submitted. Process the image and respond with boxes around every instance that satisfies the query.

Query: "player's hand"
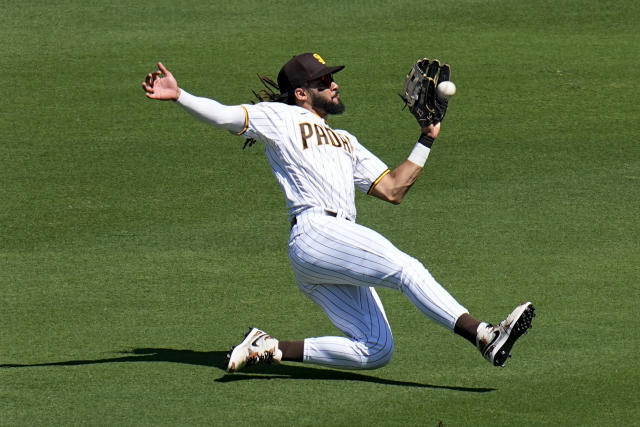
[421,122,440,139]
[142,62,181,101]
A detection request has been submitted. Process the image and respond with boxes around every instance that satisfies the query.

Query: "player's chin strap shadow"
[1,348,494,392]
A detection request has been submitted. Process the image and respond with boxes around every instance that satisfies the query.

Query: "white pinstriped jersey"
[239,102,389,221]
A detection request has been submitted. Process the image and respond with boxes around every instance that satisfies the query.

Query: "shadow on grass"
[1,348,495,392]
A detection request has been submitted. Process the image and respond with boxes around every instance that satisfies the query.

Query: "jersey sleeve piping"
[367,169,391,195]
[235,105,249,135]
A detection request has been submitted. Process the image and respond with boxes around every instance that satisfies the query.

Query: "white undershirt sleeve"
[176,89,247,134]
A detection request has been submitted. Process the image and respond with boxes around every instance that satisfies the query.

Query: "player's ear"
[294,87,308,103]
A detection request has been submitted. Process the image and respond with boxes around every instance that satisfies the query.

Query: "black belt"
[290,210,338,228]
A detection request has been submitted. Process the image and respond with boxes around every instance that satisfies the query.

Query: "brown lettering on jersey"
[325,128,342,148]
[299,122,353,155]
[339,134,353,154]
[299,122,313,149]
[314,124,329,146]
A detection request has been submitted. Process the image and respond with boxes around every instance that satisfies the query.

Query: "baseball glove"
[400,58,451,127]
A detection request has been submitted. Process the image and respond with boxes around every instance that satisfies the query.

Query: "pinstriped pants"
[288,210,468,369]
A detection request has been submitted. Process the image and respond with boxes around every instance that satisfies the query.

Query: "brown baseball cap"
[277,53,345,98]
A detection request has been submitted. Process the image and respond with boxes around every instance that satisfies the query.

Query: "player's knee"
[399,256,430,288]
[359,337,395,369]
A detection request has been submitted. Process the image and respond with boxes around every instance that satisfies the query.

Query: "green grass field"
[2,0,639,425]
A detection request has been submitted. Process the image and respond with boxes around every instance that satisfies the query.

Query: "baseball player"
[142,53,535,372]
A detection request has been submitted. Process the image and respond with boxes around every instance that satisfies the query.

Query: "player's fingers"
[157,61,170,76]
[145,72,156,87]
[144,85,161,99]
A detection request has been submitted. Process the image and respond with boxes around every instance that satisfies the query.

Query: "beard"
[310,91,346,115]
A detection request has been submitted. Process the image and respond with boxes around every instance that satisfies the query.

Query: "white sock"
[475,322,491,347]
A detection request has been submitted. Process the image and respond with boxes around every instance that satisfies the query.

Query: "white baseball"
[436,81,456,98]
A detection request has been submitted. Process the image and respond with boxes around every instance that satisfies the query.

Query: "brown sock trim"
[278,340,304,362]
[454,313,481,346]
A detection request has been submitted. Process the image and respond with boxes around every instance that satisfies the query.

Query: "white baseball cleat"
[225,327,283,373]
[476,302,536,367]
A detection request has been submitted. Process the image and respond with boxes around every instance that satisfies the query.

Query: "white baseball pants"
[288,209,468,369]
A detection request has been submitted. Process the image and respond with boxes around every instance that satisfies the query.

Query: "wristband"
[418,133,435,148]
[407,142,431,167]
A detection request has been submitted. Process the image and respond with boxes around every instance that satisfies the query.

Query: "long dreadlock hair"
[243,74,289,149]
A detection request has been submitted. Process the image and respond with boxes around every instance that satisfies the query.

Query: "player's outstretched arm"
[369,123,440,204]
[142,62,246,134]
[142,62,181,101]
